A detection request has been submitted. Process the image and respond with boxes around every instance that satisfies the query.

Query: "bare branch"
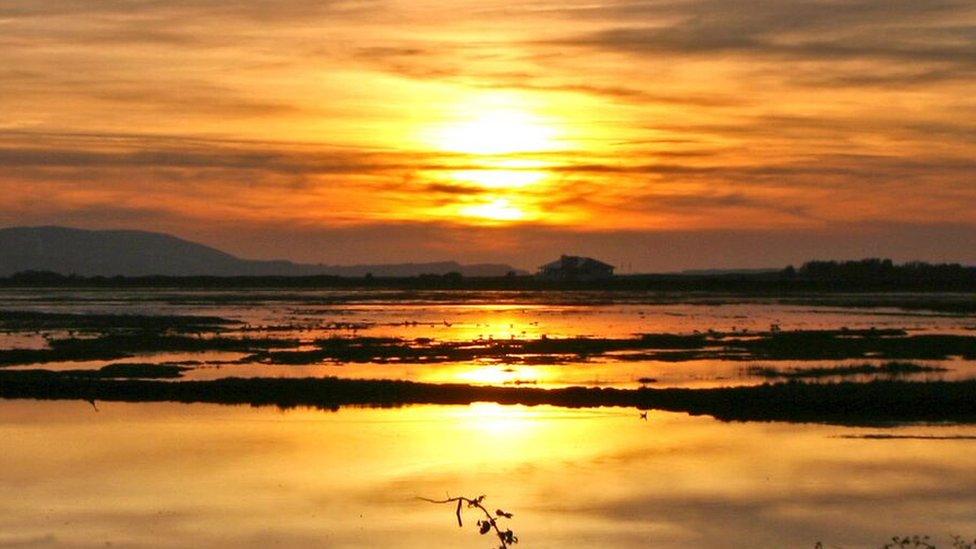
[419,495,519,548]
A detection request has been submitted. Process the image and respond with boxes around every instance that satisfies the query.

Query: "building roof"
[539,255,614,271]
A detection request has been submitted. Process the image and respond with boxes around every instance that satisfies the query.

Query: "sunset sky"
[2,0,975,271]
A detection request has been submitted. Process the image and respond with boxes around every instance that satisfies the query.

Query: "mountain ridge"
[0,226,524,277]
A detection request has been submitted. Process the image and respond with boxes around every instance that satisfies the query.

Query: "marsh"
[1,288,975,547]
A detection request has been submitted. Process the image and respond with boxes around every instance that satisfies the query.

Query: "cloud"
[0,0,383,24]
[0,131,471,174]
[2,127,974,240]
[569,25,976,65]
[537,0,976,93]
[1,0,974,268]
[351,43,746,106]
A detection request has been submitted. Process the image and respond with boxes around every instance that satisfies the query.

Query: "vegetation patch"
[247,329,976,365]
[0,310,237,332]
[747,362,948,379]
[7,363,190,380]
[3,373,976,425]
[0,334,298,366]
[0,346,133,366]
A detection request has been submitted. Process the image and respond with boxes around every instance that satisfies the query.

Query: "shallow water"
[1,400,975,548]
[2,289,976,547]
[1,289,974,387]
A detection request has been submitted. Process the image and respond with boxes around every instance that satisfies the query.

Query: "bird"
[639,411,648,420]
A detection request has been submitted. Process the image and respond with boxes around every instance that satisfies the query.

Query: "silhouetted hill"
[0,226,523,277]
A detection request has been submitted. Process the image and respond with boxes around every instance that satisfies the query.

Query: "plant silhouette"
[952,536,976,549]
[814,535,976,548]
[882,536,936,549]
[420,495,518,548]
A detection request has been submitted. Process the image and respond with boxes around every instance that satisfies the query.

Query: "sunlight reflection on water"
[1,400,974,548]
[2,289,975,388]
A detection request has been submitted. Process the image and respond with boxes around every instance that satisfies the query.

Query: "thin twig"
[419,495,518,548]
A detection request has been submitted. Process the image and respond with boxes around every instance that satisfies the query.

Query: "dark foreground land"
[2,370,975,426]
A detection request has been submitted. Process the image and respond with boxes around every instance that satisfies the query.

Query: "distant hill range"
[0,226,524,277]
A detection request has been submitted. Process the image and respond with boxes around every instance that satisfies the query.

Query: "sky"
[2,0,975,271]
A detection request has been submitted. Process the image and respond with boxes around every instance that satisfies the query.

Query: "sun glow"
[432,111,559,155]
[449,169,547,189]
[450,402,545,436]
[416,94,571,225]
[456,366,531,385]
[423,93,565,156]
[460,197,527,222]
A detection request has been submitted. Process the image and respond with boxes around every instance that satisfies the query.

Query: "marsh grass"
[0,310,236,332]
[249,329,976,365]
[0,334,299,366]
[2,374,976,425]
[815,535,976,548]
[7,363,190,379]
[748,362,948,380]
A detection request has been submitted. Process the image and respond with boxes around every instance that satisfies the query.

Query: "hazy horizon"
[5,223,976,274]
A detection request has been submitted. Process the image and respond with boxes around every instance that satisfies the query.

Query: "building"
[537,255,615,281]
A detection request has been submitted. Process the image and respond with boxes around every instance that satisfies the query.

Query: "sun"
[460,197,527,222]
[416,94,567,224]
[423,94,562,155]
[434,111,557,155]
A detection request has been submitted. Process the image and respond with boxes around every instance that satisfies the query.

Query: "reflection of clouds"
[362,409,976,546]
[536,421,976,547]
[0,535,58,548]
[551,484,976,547]
[2,401,976,547]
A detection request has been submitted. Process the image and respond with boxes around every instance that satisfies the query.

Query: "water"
[1,288,975,547]
[2,289,975,387]
[1,401,975,548]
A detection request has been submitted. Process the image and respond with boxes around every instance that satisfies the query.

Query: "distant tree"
[791,258,976,286]
[8,270,68,284]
